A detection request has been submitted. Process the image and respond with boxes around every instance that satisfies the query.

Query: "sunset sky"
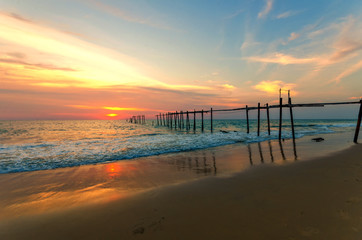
[1,0,361,120]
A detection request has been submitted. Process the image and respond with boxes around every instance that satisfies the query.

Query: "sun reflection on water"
[106,163,122,178]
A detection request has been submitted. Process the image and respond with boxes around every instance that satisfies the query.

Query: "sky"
[0,0,361,120]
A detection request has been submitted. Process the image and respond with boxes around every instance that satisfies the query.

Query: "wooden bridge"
[132,91,362,143]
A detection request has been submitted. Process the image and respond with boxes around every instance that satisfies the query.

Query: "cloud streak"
[0,58,77,71]
[253,80,297,95]
[333,60,362,83]
[276,11,299,19]
[258,0,273,19]
[246,53,317,65]
[86,0,173,30]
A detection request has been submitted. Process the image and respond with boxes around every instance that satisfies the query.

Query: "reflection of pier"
[168,152,217,176]
[248,140,298,165]
[167,139,299,176]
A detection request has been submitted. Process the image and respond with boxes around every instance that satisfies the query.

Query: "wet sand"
[1,132,362,239]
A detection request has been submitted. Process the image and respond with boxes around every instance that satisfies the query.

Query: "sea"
[0,119,357,174]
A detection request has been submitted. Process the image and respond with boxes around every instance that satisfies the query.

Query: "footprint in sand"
[132,216,166,235]
[300,226,320,237]
[339,209,350,220]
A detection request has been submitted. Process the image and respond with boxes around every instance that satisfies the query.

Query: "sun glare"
[106,113,118,117]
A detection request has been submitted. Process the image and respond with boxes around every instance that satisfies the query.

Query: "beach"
[1,130,362,239]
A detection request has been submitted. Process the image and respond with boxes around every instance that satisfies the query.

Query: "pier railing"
[131,95,362,143]
[128,115,145,124]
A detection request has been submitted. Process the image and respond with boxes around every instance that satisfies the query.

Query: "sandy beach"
[1,132,362,239]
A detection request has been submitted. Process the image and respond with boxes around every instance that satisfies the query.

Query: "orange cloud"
[333,60,362,83]
[0,11,224,96]
[349,96,362,100]
[253,80,297,95]
[0,11,163,88]
[106,113,118,117]
[246,53,317,65]
[102,106,146,111]
[66,105,98,109]
[67,105,148,112]
[220,84,236,90]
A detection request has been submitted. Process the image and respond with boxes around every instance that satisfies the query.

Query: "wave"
[0,119,356,174]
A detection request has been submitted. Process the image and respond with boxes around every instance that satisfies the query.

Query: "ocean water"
[0,119,357,174]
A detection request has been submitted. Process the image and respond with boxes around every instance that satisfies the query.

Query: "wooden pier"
[128,115,145,124]
[131,92,362,143]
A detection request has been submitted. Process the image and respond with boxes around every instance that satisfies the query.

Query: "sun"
[106,113,118,117]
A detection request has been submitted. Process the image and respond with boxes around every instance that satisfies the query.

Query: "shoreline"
[0,130,361,239]
[0,130,357,218]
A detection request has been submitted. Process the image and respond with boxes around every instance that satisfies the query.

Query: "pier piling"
[279,97,283,141]
[288,93,296,141]
[201,109,204,132]
[210,108,213,133]
[266,103,271,135]
[257,103,260,136]
[353,99,362,143]
[193,110,196,132]
[246,105,250,134]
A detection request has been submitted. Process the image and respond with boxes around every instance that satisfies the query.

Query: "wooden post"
[353,99,362,143]
[186,111,190,131]
[193,110,196,132]
[288,94,296,141]
[169,113,171,128]
[201,109,204,132]
[257,102,260,136]
[170,113,173,129]
[181,111,184,129]
[178,112,181,130]
[279,97,283,141]
[266,103,270,135]
[268,141,274,163]
[292,139,298,160]
[175,111,177,129]
[246,105,249,134]
[177,111,180,129]
[210,108,213,133]
[156,115,159,126]
[166,113,168,127]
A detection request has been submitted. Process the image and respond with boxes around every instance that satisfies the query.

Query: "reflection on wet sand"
[0,139,299,220]
[268,141,274,162]
[258,142,264,163]
[279,141,286,160]
[247,139,298,165]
